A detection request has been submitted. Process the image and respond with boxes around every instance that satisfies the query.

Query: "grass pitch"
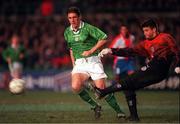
[0,90,179,123]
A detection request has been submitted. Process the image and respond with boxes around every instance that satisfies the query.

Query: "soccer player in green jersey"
[2,34,25,79]
[64,6,125,119]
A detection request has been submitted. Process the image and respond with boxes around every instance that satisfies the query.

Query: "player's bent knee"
[94,79,105,89]
[72,83,82,93]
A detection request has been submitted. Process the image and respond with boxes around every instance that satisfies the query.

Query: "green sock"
[78,89,98,108]
[105,93,124,113]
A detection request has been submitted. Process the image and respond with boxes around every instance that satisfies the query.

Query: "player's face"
[120,26,129,38]
[67,12,81,29]
[11,36,19,45]
[143,27,156,40]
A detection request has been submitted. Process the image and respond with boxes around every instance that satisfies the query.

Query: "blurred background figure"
[110,24,136,82]
[110,24,139,121]
[2,34,25,79]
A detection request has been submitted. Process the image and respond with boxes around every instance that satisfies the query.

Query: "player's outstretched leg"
[93,83,123,99]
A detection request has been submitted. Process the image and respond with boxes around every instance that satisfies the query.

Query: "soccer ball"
[9,79,25,94]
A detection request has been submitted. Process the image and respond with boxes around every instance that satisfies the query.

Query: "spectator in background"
[0,14,179,70]
[110,24,139,121]
[110,24,136,81]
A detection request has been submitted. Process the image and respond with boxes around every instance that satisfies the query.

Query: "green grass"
[0,90,179,123]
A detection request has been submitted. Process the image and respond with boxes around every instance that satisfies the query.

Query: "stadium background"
[0,0,179,123]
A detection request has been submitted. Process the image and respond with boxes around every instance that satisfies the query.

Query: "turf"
[0,90,179,123]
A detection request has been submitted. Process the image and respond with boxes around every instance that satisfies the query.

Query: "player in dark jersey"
[96,19,180,121]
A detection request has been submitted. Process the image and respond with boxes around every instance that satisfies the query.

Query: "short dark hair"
[120,23,129,29]
[66,6,81,16]
[141,19,158,29]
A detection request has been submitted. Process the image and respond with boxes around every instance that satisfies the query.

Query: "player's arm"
[70,49,75,67]
[99,41,148,57]
[165,34,180,65]
[164,34,180,73]
[112,41,147,57]
[82,24,107,57]
[111,48,135,57]
[91,39,107,53]
[2,48,12,64]
[82,39,107,57]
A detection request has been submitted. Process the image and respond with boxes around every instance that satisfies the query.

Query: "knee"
[95,81,105,89]
[72,82,82,93]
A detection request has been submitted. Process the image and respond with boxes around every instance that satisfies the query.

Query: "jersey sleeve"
[111,41,148,57]
[87,24,107,41]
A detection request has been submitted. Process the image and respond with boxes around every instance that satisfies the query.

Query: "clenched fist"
[175,67,180,74]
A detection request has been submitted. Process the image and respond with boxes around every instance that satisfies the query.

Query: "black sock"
[102,83,122,96]
[124,91,139,118]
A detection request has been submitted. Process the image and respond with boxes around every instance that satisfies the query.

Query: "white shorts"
[9,62,23,77]
[72,56,107,80]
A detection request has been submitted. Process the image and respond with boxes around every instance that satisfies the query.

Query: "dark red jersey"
[111,33,179,64]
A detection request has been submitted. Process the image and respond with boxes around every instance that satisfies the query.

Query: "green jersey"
[2,45,25,63]
[64,22,107,59]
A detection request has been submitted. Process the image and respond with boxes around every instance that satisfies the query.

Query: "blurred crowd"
[0,14,179,71]
[0,0,179,15]
[0,16,70,70]
[0,0,179,71]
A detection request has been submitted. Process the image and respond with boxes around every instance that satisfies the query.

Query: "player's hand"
[19,53,24,59]
[98,48,112,57]
[7,57,12,64]
[174,67,180,74]
[82,50,93,57]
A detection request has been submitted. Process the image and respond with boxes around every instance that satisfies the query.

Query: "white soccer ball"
[9,79,25,94]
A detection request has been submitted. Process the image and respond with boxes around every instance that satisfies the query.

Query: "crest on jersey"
[75,37,79,41]
[73,34,80,41]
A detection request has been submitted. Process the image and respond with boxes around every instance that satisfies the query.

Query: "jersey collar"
[70,21,84,34]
